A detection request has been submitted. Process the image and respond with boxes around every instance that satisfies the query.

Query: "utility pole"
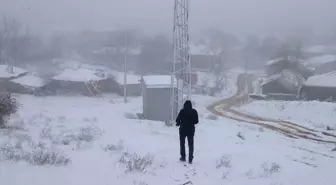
[124,35,128,103]
[244,50,248,75]
[220,52,227,90]
[244,59,248,75]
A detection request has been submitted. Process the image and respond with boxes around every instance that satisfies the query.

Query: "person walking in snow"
[176,100,199,164]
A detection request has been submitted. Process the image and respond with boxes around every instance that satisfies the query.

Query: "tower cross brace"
[171,0,192,122]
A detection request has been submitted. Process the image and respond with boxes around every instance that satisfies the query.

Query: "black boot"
[180,157,186,162]
[188,157,193,164]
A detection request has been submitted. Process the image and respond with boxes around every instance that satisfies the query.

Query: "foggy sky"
[1,0,336,38]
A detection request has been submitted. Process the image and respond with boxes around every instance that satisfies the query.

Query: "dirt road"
[208,74,336,144]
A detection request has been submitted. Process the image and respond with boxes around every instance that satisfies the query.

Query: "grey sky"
[1,0,336,37]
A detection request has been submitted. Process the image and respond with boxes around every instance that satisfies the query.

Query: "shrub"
[103,140,124,152]
[118,152,154,173]
[216,155,232,169]
[28,147,71,166]
[261,162,281,177]
[237,132,245,140]
[0,92,19,128]
[0,142,71,166]
[0,144,26,162]
[76,126,101,142]
[40,127,53,139]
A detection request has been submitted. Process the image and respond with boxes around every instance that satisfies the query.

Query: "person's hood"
[183,100,192,109]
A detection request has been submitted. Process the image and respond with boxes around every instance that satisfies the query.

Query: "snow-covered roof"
[113,71,140,85]
[266,58,283,66]
[0,65,27,78]
[261,74,282,86]
[11,75,49,87]
[305,71,336,87]
[52,68,107,82]
[306,55,336,67]
[142,75,176,88]
[265,56,301,66]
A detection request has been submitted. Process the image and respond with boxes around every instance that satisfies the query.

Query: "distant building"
[189,44,222,72]
[46,68,108,96]
[141,75,178,122]
[303,45,336,57]
[9,75,51,96]
[0,65,28,80]
[112,71,141,96]
[306,55,336,68]
[0,64,29,92]
[314,60,336,75]
[261,69,305,95]
[91,46,141,71]
[301,72,336,101]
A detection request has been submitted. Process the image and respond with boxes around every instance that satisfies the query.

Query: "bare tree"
[273,39,304,64]
[138,34,172,74]
[0,17,20,69]
[259,36,282,60]
[204,29,241,51]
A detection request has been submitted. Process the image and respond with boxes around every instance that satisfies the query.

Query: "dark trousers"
[179,129,194,160]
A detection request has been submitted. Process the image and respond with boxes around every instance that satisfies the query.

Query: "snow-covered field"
[239,100,336,131]
[1,94,336,185]
[1,69,336,185]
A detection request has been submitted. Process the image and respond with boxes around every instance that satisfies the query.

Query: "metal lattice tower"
[171,0,192,122]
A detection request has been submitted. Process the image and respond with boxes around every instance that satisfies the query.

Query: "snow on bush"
[216,155,232,169]
[237,132,245,140]
[0,116,25,131]
[216,155,232,179]
[103,140,124,152]
[76,126,101,142]
[39,125,102,147]
[0,142,71,166]
[118,152,154,173]
[0,92,19,128]
[260,162,281,177]
[244,161,281,179]
[0,144,25,161]
[40,127,53,140]
[28,147,71,166]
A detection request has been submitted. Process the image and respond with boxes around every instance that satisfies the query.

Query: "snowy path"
[208,74,336,144]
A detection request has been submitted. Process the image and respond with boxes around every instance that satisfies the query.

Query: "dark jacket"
[176,100,199,132]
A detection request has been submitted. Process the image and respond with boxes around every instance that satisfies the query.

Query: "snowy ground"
[1,69,336,185]
[0,94,336,185]
[238,100,336,132]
